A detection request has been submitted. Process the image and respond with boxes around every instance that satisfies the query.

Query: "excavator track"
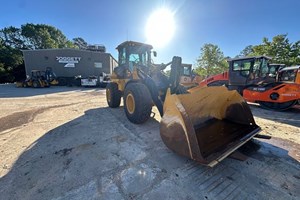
[259,100,297,111]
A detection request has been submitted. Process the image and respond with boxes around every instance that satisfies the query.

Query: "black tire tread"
[124,83,152,124]
[33,81,40,88]
[106,82,121,108]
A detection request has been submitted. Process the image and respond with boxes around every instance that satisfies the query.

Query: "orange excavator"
[198,56,300,110]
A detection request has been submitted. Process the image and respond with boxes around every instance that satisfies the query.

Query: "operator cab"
[179,64,193,84]
[114,41,153,78]
[227,56,272,93]
[268,64,285,78]
[31,70,45,80]
[278,66,300,83]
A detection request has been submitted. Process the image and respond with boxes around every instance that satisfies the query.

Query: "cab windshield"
[128,46,150,66]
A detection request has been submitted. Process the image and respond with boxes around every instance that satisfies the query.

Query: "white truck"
[80,73,111,87]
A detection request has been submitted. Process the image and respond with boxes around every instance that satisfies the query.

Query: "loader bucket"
[160,86,260,167]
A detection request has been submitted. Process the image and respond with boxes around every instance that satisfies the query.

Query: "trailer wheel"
[106,82,121,108]
[124,83,152,124]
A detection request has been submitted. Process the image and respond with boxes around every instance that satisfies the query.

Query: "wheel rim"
[126,93,135,114]
[106,89,111,103]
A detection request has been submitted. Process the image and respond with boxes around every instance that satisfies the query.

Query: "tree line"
[0,23,88,83]
[1,23,299,83]
[195,34,300,77]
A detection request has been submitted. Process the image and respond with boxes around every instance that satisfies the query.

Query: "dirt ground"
[0,84,299,200]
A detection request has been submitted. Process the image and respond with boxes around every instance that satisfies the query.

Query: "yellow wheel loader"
[106,41,261,167]
[16,67,58,88]
[22,70,50,88]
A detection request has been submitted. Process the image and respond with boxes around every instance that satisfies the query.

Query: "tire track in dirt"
[0,103,82,133]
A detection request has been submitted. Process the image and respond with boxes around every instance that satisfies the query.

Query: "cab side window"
[260,60,269,78]
[119,47,126,65]
[183,66,191,76]
[268,66,277,77]
[253,61,261,78]
[233,60,251,76]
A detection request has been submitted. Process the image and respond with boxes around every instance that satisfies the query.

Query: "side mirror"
[153,51,157,57]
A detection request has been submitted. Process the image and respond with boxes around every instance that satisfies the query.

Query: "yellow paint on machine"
[160,86,260,167]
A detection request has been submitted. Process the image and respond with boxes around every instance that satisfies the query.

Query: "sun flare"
[145,8,175,48]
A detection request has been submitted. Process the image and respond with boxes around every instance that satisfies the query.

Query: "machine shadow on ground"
[1,106,299,199]
[0,84,105,98]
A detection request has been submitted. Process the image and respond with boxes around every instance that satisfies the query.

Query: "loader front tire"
[124,83,152,124]
[106,82,121,108]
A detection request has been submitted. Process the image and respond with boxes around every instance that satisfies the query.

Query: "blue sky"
[1,0,300,65]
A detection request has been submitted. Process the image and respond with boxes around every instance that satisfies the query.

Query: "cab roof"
[269,63,285,66]
[227,55,272,62]
[279,65,300,72]
[116,41,153,50]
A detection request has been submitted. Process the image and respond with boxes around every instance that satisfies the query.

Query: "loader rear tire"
[106,82,121,108]
[124,83,152,124]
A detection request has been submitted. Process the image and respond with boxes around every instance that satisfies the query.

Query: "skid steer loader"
[106,41,261,167]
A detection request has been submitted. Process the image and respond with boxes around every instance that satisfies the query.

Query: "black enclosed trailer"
[22,48,118,86]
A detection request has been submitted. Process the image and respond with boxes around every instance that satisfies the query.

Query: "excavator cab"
[106,41,261,167]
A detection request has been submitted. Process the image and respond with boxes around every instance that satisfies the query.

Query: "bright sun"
[145,8,175,48]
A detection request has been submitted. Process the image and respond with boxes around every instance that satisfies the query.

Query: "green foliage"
[238,45,254,57]
[238,34,300,66]
[0,26,25,49]
[290,41,300,64]
[0,63,11,81]
[0,41,24,82]
[20,23,76,49]
[0,23,77,51]
[195,43,229,77]
[0,23,80,83]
